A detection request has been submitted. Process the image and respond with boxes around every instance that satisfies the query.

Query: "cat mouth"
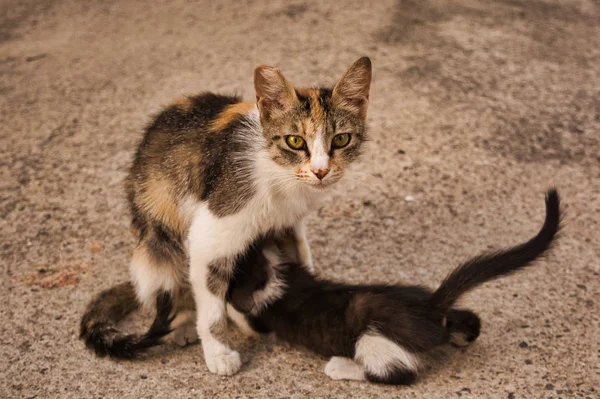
[308,181,332,190]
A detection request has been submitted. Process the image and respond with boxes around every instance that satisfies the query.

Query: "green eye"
[332,133,351,148]
[285,135,306,150]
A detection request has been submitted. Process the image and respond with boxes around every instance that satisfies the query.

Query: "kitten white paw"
[324,357,365,381]
[171,322,199,347]
[204,349,242,376]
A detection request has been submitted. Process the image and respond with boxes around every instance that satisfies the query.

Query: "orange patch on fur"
[172,97,193,112]
[139,179,184,235]
[209,102,255,133]
[296,88,326,134]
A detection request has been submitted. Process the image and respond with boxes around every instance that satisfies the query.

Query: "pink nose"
[311,168,330,180]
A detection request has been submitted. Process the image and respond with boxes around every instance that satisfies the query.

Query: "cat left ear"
[332,57,372,119]
[254,66,298,120]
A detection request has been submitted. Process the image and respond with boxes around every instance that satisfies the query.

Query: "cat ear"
[332,57,372,119]
[254,65,298,120]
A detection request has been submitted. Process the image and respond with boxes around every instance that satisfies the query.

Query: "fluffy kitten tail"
[80,282,174,359]
[430,189,561,313]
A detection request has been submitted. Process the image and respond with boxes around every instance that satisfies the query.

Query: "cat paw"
[324,357,365,381]
[204,349,242,376]
[171,322,199,347]
[446,309,481,347]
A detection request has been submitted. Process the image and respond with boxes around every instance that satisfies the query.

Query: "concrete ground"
[1,0,599,397]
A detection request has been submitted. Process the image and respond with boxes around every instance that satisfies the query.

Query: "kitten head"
[254,57,372,190]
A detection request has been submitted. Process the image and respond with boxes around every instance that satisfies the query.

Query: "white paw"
[171,322,199,347]
[204,349,242,376]
[324,357,365,381]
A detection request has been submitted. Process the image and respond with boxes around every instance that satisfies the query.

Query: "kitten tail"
[430,189,561,313]
[80,282,174,359]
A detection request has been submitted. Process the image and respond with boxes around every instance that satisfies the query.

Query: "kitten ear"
[332,57,372,119]
[254,65,298,120]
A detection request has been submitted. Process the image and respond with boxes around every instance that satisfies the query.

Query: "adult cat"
[80,57,372,376]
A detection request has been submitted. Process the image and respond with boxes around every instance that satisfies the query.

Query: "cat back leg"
[354,331,420,385]
[446,309,481,347]
[324,357,366,381]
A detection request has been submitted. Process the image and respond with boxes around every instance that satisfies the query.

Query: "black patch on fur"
[366,368,418,386]
[294,90,311,112]
[318,87,333,114]
[446,309,481,345]
[147,224,186,264]
[148,93,240,132]
[81,286,174,359]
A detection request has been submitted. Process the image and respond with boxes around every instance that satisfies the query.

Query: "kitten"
[80,57,373,375]
[225,190,561,385]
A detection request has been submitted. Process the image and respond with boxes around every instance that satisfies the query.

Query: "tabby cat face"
[255,58,372,190]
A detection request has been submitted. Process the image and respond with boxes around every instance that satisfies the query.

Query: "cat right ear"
[254,66,298,120]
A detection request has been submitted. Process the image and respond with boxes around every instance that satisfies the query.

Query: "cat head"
[255,57,372,190]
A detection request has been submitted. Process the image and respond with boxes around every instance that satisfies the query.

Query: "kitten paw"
[205,349,242,376]
[324,357,365,381]
[171,322,199,347]
[446,309,481,347]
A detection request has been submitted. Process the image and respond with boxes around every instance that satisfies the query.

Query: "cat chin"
[306,182,334,191]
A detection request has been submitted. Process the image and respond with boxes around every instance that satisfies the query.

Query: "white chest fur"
[187,151,321,263]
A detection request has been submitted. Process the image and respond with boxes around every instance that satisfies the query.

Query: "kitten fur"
[80,58,372,374]
[224,190,561,385]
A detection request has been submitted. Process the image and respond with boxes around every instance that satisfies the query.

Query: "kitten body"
[226,190,561,385]
[80,58,373,375]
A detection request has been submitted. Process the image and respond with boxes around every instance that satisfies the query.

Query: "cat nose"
[311,168,330,180]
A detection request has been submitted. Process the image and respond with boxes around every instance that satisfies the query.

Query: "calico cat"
[80,57,373,375]
[225,190,561,385]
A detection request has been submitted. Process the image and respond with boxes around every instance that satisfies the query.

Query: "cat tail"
[430,189,561,313]
[80,281,174,359]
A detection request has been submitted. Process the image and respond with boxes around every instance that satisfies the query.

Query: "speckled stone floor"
[1,0,599,398]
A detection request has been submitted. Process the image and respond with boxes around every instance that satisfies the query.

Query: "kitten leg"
[294,220,313,271]
[324,357,366,381]
[354,332,420,385]
[446,309,481,347]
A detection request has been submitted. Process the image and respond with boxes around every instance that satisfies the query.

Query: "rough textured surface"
[1,0,599,398]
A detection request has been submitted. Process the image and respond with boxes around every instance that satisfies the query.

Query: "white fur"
[325,357,366,381]
[129,248,181,308]
[294,221,314,271]
[354,332,421,378]
[246,245,288,314]
[187,107,323,375]
[309,127,330,173]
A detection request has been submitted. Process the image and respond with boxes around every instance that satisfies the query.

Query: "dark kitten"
[226,190,561,385]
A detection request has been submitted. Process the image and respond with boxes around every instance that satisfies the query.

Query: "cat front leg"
[188,207,251,376]
[294,220,314,271]
[190,252,241,375]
